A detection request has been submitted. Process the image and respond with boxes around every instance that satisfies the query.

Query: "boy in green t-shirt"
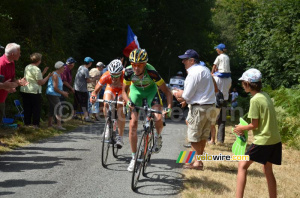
[234,68,282,198]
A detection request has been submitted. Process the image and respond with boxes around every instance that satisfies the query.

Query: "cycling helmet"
[177,71,183,76]
[107,59,123,74]
[129,48,148,63]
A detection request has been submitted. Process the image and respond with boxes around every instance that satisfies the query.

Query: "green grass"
[0,119,91,153]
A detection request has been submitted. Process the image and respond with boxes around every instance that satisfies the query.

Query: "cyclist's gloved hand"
[127,100,135,110]
[90,94,97,103]
[164,108,172,118]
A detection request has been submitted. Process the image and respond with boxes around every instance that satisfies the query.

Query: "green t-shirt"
[248,92,281,145]
[20,64,43,94]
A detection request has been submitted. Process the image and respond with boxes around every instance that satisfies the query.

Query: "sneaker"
[127,159,136,172]
[116,136,124,149]
[84,117,93,122]
[57,126,66,131]
[153,135,162,153]
[183,143,191,148]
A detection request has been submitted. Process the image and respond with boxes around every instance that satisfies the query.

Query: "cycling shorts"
[129,84,162,108]
[104,84,122,100]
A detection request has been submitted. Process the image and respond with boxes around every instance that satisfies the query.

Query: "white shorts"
[213,76,232,100]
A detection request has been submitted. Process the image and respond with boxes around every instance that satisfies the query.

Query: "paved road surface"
[0,118,187,198]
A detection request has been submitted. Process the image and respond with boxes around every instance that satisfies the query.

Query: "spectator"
[46,61,69,130]
[211,43,232,145]
[60,57,76,100]
[0,43,28,123]
[97,62,107,100]
[87,63,102,121]
[234,68,281,198]
[230,88,239,111]
[59,57,76,120]
[174,49,216,170]
[20,53,52,128]
[73,57,94,122]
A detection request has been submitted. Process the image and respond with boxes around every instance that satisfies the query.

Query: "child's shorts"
[246,142,282,165]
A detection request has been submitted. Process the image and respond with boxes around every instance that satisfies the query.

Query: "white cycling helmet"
[107,59,123,74]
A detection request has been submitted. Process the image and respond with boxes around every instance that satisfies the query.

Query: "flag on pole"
[123,25,140,57]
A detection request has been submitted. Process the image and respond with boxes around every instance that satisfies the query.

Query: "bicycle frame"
[93,93,124,167]
[131,99,165,191]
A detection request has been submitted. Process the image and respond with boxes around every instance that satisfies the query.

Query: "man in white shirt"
[174,49,216,170]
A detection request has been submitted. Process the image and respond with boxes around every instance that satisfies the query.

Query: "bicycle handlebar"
[95,99,124,105]
[132,105,166,126]
[134,106,163,114]
[93,99,126,114]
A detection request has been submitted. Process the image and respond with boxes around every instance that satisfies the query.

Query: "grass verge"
[0,119,91,154]
[180,118,300,198]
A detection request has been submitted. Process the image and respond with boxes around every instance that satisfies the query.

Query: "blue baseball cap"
[178,49,199,59]
[214,43,226,51]
[84,57,94,63]
[66,57,76,64]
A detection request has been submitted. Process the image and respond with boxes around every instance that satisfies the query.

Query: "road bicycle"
[131,99,166,191]
[93,94,125,168]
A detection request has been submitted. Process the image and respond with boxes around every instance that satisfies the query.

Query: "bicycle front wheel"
[101,119,112,168]
[112,127,119,158]
[131,132,146,191]
[142,128,154,176]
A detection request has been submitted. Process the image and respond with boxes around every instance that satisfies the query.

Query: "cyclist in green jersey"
[122,48,172,172]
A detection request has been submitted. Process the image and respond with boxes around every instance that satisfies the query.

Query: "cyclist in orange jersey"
[90,59,125,148]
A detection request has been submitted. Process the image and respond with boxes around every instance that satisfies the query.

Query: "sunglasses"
[110,74,121,78]
[131,63,145,67]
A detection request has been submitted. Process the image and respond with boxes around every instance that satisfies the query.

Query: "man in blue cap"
[73,57,95,122]
[174,49,216,170]
[61,57,76,98]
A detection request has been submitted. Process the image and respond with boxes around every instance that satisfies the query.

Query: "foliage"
[265,85,300,149]
[240,0,300,89]
[1,0,217,118]
[213,0,300,89]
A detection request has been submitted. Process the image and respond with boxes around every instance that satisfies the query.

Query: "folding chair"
[1,117,17,129]
[14,99,24,124]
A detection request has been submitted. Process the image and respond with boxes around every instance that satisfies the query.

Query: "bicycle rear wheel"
[142,127,154,176]
[131,132,146,191]
[101,119,112,168]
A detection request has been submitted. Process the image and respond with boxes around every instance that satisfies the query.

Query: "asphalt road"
[0,118,187,198]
